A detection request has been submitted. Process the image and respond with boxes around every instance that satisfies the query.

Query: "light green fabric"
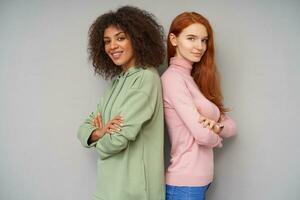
[78,67,165,200]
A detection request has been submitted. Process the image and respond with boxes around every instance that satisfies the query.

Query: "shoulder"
[140,67,160,82]
[129,67,160,92]
[161,66,185,85]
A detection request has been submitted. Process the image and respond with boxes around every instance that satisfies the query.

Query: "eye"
[103,40,110,45]
[202,38,208,44]
[117,36,126,41]
[187,37,195,41]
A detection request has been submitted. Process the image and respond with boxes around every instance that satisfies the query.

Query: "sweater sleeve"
[162,72,221,148]
[219,115,237,138]
[77,101,102,148]
[95,89,154,160]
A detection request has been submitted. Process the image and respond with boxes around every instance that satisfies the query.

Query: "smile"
[192,53,203,57]
[110,51,123,59]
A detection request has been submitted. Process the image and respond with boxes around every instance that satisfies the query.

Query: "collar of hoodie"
[117,66,144,80]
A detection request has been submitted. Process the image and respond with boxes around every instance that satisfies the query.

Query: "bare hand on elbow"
[198,115,223,134]
[199,115,216,129]
[88,114,124,144]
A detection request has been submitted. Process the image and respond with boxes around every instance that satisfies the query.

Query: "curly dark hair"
[88,6,165,79]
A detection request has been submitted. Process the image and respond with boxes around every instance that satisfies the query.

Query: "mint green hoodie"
[77,67,165,200]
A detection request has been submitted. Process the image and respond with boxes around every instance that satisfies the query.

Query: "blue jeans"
[166,184,211,200]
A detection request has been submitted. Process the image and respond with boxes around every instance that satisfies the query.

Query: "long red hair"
[167,12,227,114]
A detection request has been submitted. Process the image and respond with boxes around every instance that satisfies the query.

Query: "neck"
[169,56,193,75]
[175,53,194,66]
[122,65,133,71]
[122,58,136,71]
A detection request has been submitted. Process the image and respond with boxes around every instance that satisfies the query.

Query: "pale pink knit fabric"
[161,57,237,186]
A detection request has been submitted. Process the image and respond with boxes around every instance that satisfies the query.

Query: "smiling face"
[169,23,208,64]
[103,26,136,70]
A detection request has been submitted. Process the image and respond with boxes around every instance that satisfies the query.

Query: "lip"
[192,52,203,58]
[110,51,123,59]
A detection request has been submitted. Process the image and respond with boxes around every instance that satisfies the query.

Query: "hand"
[93,114,123,134]
[199,115,224,134]
[199,115,217,130]
[88,114,123,145]
[212,123,224,134]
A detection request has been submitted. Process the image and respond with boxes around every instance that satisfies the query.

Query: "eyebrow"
[186,34,208,38]
[103,31,125,39]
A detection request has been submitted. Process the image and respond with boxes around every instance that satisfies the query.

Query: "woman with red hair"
[161,12,237,199]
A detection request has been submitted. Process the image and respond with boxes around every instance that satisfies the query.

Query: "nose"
[195,41,204,51]
[109,39,118,50]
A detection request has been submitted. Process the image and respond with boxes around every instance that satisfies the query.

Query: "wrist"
[94,128,105,139]
[89,129,103,143]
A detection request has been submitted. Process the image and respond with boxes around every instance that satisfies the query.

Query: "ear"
[169,33,177,47]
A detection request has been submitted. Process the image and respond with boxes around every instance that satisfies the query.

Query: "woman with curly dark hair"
[77,6,165,200]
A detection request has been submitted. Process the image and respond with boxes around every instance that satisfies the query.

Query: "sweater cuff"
[212,135,222,148]
[81,126,98,148]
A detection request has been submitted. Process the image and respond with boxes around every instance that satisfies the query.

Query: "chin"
[190,58,201,63]
[111,60,124,66]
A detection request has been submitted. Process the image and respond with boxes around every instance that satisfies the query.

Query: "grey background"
[1,0,299,199]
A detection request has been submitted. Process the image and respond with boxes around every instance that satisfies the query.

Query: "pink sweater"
[161,57,237,186]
